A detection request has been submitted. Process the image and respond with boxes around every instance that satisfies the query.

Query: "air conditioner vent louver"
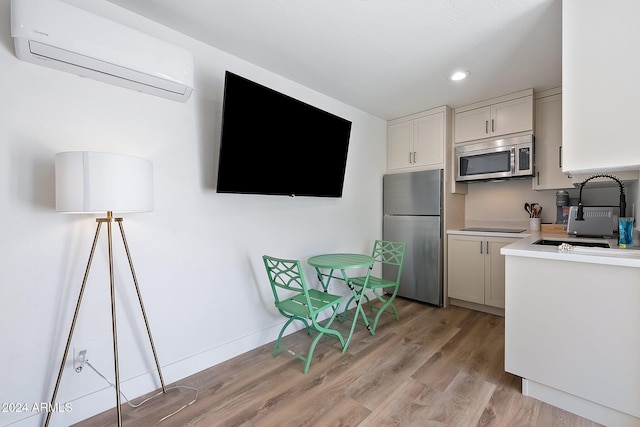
[11,0,194,102]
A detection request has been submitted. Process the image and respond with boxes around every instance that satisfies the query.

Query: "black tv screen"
[216,71,352,197]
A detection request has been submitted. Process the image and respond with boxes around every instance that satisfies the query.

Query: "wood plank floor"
[74,298,602,426]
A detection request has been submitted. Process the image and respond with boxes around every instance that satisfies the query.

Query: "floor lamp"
[46,151,165,427]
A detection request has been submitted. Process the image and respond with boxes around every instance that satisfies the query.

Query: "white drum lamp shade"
[55,151,153,213]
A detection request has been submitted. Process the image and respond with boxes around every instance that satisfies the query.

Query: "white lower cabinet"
[447,234,518,308]
[505,255,640,424]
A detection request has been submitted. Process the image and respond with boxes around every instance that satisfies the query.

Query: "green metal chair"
[344,240,407,334]
[263,255,345,374]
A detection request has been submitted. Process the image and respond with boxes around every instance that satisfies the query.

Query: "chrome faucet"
[575,174,626,221]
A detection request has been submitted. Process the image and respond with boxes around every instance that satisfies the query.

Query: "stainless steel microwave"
[455,134,534,182]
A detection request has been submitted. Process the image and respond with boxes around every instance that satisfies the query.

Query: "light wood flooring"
[74,298,601,426]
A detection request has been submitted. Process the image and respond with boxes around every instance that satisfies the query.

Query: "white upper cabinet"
[413,113,445,167]
[454,89,533,143]
[491,97,533,137]
[533,88,638,189]
[563,0,640,173]
[387,106,449,172]
[388,120,413,170]
[453,106,491,143]
[532,89,573,190]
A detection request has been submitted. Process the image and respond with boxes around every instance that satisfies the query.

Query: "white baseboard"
[6,321,288,427]
[7,299,366,427]
[522,378,640,427]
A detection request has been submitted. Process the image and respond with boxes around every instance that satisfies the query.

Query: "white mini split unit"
[11,0,194,102]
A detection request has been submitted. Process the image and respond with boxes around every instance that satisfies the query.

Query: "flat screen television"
[216,71,352,197]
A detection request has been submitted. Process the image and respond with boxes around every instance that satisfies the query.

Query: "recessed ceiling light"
[450,71,468,81]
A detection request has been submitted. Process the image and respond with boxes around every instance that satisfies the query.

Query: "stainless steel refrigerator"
[383,169,443,306]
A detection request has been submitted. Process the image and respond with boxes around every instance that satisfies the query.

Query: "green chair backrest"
[263,255,312,312]
[373,240,407,282]
[372,240,406,265]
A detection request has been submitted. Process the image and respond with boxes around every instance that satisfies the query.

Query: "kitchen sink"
[533,239,611,248]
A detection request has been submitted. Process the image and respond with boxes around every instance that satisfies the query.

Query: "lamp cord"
[85,360,198,426]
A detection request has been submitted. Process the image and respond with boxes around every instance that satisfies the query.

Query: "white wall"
[465,180,558,227]
[0,1,387,425]
[464,179,638,228]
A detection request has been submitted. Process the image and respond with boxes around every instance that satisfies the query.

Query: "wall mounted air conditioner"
[10,0,194,102]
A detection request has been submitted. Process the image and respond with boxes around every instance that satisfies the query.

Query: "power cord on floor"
[85,360,198,426]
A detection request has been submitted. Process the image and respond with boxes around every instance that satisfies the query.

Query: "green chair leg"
[342,240,407,335]
[263,255,346,374]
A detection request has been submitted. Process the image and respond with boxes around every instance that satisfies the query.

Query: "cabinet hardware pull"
[409,152,412,164]
[485,120,488,134]
[413,152,416,164]
[559,146,562,168]
[480,241,483,254]
[491,119,495,133]
[486,241,489,254]
[537,171,540,185]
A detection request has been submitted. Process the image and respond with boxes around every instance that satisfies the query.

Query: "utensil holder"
[529,218,541,231]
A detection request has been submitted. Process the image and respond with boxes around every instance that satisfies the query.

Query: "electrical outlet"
[73,348,88,373]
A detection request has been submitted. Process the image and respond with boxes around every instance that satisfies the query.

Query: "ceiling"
[105,0,562,120]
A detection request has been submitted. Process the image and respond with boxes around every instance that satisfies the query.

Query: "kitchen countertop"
[448,227,640,267]
[500,231,640,268]
[447,228,533,238]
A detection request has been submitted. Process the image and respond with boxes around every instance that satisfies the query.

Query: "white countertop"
[447,227,640,267]
[500,231,640,268]
[447,228,533,239]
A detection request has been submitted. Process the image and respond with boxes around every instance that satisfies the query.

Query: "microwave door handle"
[511,147,516,174]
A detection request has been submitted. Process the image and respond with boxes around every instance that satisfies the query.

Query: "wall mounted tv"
[216,71,352,198]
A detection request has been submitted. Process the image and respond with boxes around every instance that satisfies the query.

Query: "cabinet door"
[533,94,572,190]
[447,235,485,304]
[563,1,640,172]
[413,112,444,168]
[384,216,442,305]
[484,237,517,308]
[491,96,533,137]
[387,121,413,170]
[454,106,491,143]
